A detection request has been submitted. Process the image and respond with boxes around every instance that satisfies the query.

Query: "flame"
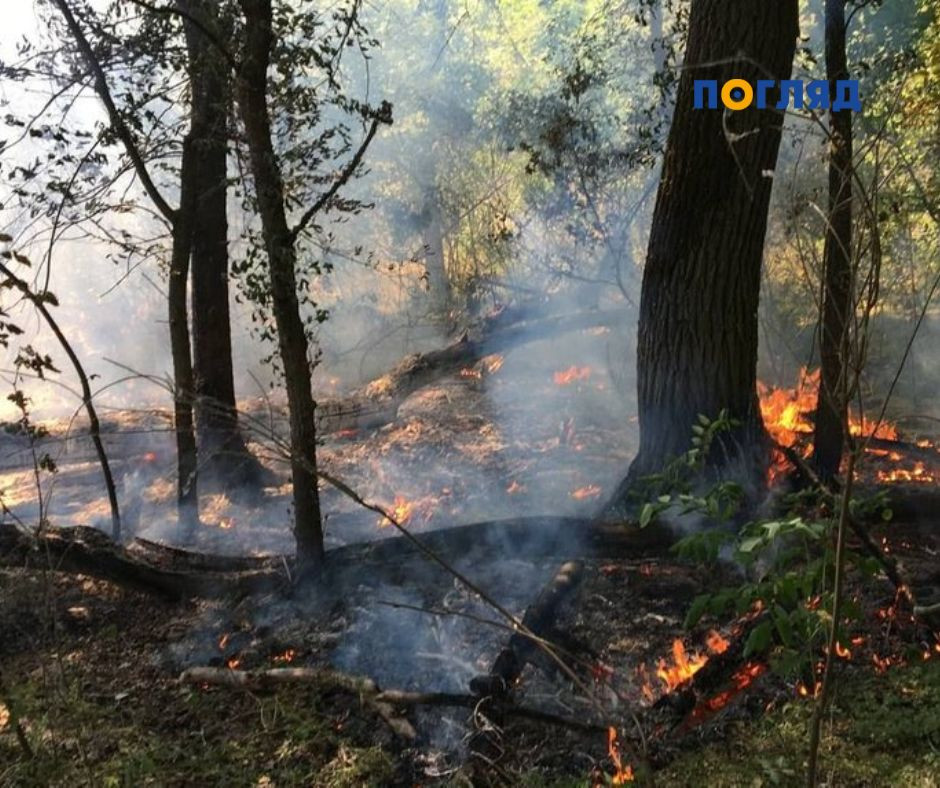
[554,365,591,385]
[378,496,413,527]
[273,649,296,664]
[797,680,822,698]
[655,639,709,691]
[218,633,231,651]
[143,451,157,462]
[706,630,731,654]
[692,662,767,721]
[878,462,935,483]
[607,727,635,784]
[570,484,601,500]
[0,702,9,731]
[758,366,937,482]
[484,354,504,374]
[506,480,525,494]
[226,657,241,670]
[459,367,483,380]
[641,631,730,700]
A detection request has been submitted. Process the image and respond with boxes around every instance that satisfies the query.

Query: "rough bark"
[177,0,266,491]
[813,0,854,481]
[236,0,324,568]
[619,0,799,497]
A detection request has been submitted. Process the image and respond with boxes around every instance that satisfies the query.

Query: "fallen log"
[316,308,622,434]
[0,518,673,600]
[0,524,286,600]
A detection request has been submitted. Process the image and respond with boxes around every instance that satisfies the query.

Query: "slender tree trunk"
[614,0,799,502]
[813,0,853,482]
[236,0,324,568]
[50,0,199,534]
[180,0,263,491]
[169,135,200,536]
[422,185,451,311]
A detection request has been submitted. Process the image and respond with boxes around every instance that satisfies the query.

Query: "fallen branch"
[0,517,674,600]
[180,666,415,739]
[179,666,610,738]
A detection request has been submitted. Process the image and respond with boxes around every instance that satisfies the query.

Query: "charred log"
[1,518,673,600]
[468,561,585,763]
[0,524,287,600]
[317,308,622,434]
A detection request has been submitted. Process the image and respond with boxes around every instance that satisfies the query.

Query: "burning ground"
[2,328,940,784]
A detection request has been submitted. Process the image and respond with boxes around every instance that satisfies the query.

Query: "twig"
[807,449,856,786]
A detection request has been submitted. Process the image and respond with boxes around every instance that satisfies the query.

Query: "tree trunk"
[236,0,324,568]
[180,0,263,491]
[813,0,853,482]
[618,0,799,498]
[168,136,201,537]
[422,185,451,312]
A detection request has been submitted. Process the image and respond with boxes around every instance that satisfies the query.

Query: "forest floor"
[1,515,938,786]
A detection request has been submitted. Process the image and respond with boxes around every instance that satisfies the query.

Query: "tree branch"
[289,103,392,243]
[51,0,177,223]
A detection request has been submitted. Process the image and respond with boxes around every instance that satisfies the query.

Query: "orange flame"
[378,496,413,527]
[273,649,296,664]
[640,631,730,700]
[607,727,635,784]
[571,484,602,500]
[554,365,591,385]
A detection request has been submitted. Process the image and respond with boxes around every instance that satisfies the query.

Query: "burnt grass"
[1,517,939,786]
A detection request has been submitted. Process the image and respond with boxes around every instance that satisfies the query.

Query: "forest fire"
[688,662,768,725]
[758,367,938,482]
[570,484,602,500]
[553,365,592,385]
[378,496,414,527]
[606,727,635,784]
[638,631,730,701]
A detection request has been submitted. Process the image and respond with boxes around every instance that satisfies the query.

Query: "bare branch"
[50,0,177,223]
[289,104,392,243]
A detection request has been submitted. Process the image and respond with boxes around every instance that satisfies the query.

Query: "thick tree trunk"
[813,0,854,482]
[236,0,324,568]
[180,0,263,491]
[619,0,798,498]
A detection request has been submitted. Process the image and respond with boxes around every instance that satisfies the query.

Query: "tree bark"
[179,0,263,491]
[618,0,799,498]
[235,0,324,568]
[813,0,854,482]
[168,135,201,536]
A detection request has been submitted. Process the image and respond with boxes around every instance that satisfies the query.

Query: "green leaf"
[738,535,764,554]
[743,620,773,657]
[639,503,654,528]
[685,594,711,628]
